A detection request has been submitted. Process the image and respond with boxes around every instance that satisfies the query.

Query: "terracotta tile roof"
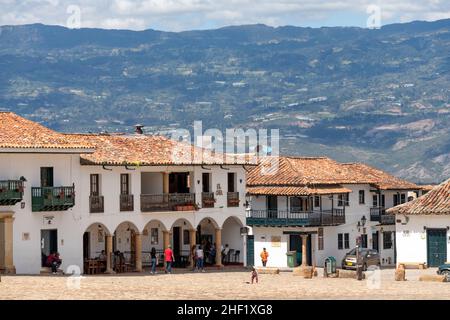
[386,179,450,215]
[418,184,436,192]
[247,156,420,195]
[340,163,420,190]
[247,185,353,196]
[0,112,92,151]
[68,133,253,166]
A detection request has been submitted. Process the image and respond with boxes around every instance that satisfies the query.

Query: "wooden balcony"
[31,186,75,212]
[202,192,215,208]
[140,193,196,212]
[120,194,134,211]
[227,192,240,207]
[89,195,104,213]
[0,180,24,206]
[370,207,394,224]
[246,209,345,227]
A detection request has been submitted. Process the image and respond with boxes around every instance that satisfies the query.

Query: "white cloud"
[0,0,449,31]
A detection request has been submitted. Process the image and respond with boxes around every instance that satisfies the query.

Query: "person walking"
[191,244,197,271]
[196,245,205,272]
[251,266,259,284]
[260,248,269,267]
[150,247,158,274]
[164,245,175,274]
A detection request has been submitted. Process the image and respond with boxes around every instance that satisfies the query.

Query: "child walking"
[251,267,258,284]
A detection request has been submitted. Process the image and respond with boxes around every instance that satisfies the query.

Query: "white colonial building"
[0,112,249,274]
[246,156,423,269]
[387,179,450,267]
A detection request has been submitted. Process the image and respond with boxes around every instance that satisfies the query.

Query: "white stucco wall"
[395,215,450,266]
[0,152,247,274]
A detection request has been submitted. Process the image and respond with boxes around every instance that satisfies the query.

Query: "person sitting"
[46,252,62,275]
[98,250,107,261]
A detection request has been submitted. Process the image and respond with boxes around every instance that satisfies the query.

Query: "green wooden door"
[427,229,447,267]
[246,235,254,266]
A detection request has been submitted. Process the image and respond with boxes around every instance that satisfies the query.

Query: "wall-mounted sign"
[271,236,281,247]
[22,233,30,241]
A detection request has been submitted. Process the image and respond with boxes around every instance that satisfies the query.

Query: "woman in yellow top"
[260,248,269,267]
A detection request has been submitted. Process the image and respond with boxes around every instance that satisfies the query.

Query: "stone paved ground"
[1,267,449,300]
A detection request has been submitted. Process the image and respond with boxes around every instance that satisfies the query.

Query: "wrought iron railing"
[227,192,240,207]
[89,195,104,213]
[31,186,75,212]
[140,193,196,212]
[120,194,134,211]
[246,208,345,226]
[0,180,23,205]
[202,192,215,208]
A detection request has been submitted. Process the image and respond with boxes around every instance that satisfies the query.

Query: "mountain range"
[1,20,449,184]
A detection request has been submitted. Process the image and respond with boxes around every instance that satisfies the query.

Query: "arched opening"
[221,216,244,265]
[82,223,111,274]
[113,221,139,272]
[170,218,194,268]
[197,217,220,266]
[141,220,168,270]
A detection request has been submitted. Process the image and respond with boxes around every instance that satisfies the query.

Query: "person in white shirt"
[196,245,205,272]
[222,244,230,264]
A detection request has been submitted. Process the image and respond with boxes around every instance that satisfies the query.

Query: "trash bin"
[325,256,337,275]
[286,251,298,268]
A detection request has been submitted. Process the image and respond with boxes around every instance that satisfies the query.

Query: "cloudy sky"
[1,0,449,31]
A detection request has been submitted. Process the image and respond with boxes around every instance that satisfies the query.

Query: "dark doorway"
[361,234,368,248]
[41,229,57,267]
[427,228,447,267]
[202,173,211,192]
[372,231,379,252]
[289,235,312,266]
[267,196,278,218]
[169,173,190,193]
[83,232,90,260]
[173,227,181,257]
[246,235,255,267]
[227,172,236,192]
[40,167,54,187]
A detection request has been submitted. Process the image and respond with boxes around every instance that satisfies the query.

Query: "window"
[400,193,406,204]
[393,194,400,206]
[120,174,130,195]
[359,190,365,204]
[290,197,303,212]
[314,196,320,208]
[372,195,378,207]
[90,174,100,196]
[227,172,236,193]
[318,228,324,250]
[338,193,349,207]
[183,229,190,245]
[338,233,343,250]
[383,231,393,249]
[40,167,54,187]
[344,233,350,249]
[150,228,158,245]
[381,194,385,207]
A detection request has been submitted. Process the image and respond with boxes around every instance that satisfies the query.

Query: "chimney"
[134,124,144,134]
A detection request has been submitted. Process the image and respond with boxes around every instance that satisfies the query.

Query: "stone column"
[301,234,308,267]
[105,234,114,274]
[189,229,196,268]
[162,173,169,194]
[2,216,15,274]
[215,228,222,267]
[163,230,170,249]
[134,233,142,272]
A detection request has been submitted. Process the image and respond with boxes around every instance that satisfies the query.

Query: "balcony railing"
[202,192,215,208]
[0,180,24,205]
[227,192,240,207]
[89,195,104,213]
[31,186,75,212]
[120,194,134,211]
[381,214,395,225]
[246,209,345,227]
[140,193,196,212]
